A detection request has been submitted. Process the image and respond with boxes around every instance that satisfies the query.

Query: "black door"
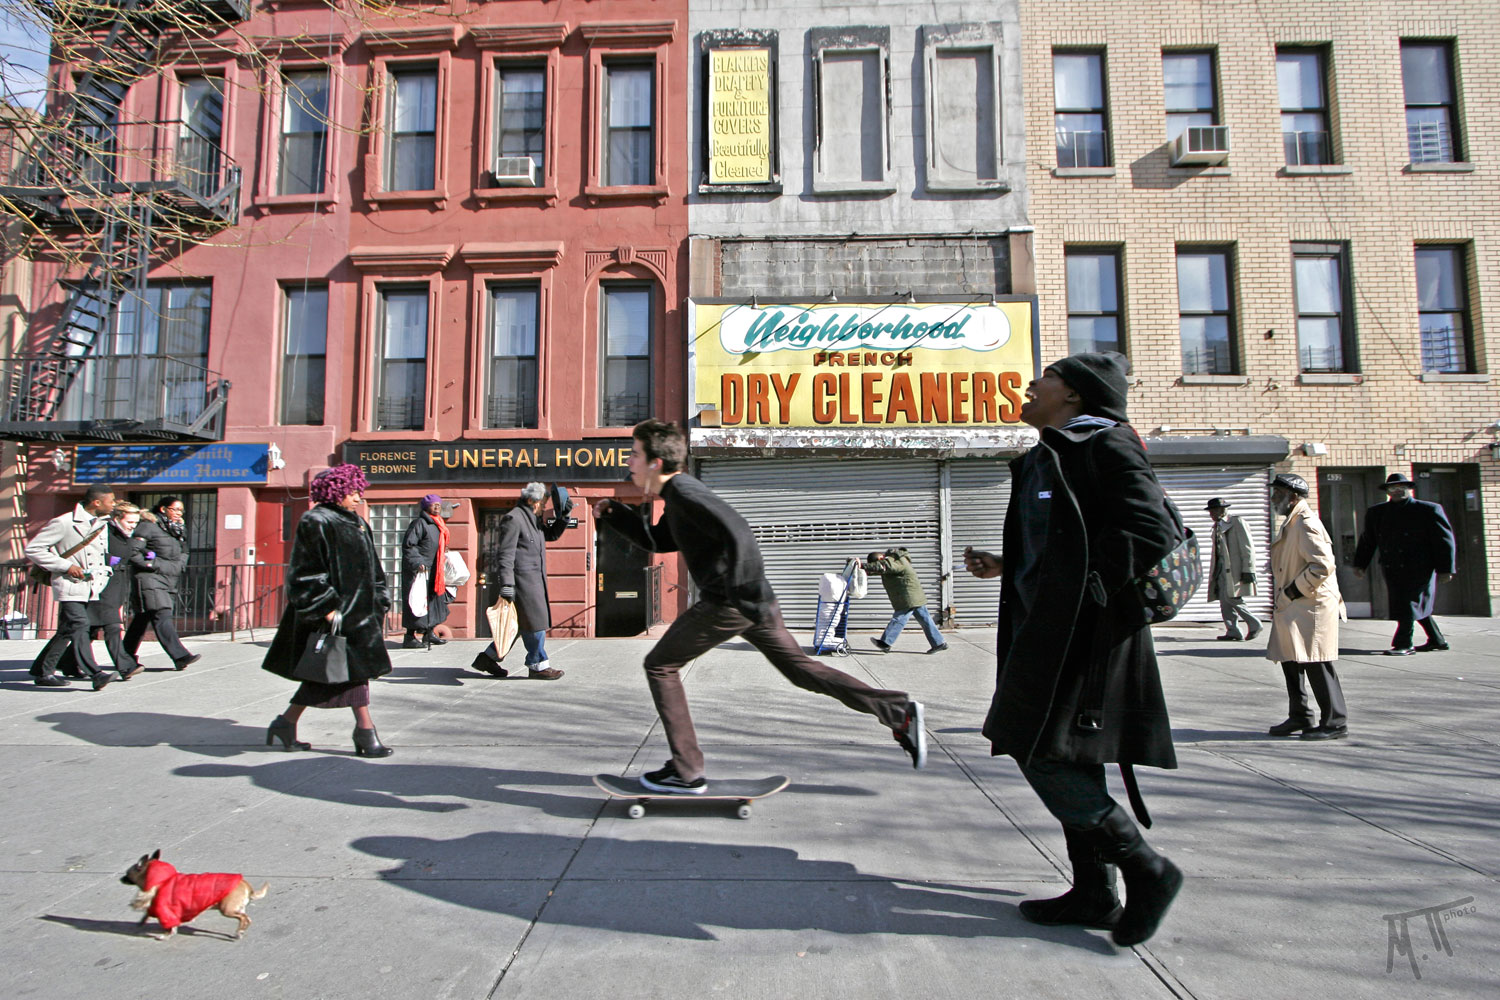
[1415,464,1489,616]
[1316,468,1387,618]
[595,513,647,637]
[474,505,517,638]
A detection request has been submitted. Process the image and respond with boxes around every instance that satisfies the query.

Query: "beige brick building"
[1021,0,1500,619]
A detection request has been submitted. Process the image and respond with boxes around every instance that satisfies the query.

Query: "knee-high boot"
[1018,827,1122,929]
[1082,804,1183,947]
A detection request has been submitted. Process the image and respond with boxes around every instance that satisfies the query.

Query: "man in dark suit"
[1352,472,1457,655]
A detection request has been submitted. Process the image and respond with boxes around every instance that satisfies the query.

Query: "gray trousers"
[1219,597,1262,637]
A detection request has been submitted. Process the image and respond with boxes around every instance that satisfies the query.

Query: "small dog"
[121,849,268,940]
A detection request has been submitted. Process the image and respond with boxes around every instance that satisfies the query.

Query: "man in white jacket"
[25,484,121,689]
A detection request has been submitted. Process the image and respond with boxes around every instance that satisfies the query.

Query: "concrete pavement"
[0,615,1496,999]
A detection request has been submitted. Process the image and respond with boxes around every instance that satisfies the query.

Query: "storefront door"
[595,515,647,637]
[1415,464,1490,616]
[1316,467,1388,618]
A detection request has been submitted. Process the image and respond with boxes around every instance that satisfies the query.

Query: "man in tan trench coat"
[1265,474,1348,740]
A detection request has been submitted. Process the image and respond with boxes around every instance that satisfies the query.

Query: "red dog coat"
[141,859,244,930]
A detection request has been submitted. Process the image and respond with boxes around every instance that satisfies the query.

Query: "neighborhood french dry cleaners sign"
[345,440,633,484]
[72,443,269,486]
[689,299,1037,426]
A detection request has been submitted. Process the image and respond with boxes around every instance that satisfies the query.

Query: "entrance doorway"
[595,510,647,637]
[475,505,517,638]
[130,490,218,632]
[1415,464,1490,616]
[1316,468,1387,618]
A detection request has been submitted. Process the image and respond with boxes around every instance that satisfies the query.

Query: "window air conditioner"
[1170,125,1230,166]
[491,156,538,187]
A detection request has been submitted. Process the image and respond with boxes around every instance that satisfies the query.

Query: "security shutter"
[946,460,1012,629]
[698,458,941,630]
[1153,465,1274,624]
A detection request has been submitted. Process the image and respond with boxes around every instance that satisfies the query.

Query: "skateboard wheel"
[627,803,645,819]
[736,804,752,819]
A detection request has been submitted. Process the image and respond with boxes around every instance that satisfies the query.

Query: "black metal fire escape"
[0,0,249,442]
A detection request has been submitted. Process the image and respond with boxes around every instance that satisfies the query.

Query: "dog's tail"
[249,882,269,900]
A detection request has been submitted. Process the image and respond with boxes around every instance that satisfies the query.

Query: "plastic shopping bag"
[407,572,429,618]
[443,550,471,588]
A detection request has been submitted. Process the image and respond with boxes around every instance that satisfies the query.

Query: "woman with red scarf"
[400,494,452,648]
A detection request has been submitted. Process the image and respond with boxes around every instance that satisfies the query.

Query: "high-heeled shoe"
[266,715,311,751]
[353,727,394,758]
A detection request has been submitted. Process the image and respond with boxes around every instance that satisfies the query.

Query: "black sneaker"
[893,701,927,769]
[471,655,509,678]
[639,761,708,795]
[870,638,892,652]
[928,643,948,653]
[34,675,70,688]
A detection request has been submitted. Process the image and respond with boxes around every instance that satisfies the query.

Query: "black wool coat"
[984,421,1180,770]
[494,505,566,632]
[130,518,188,613]
[89,523,144,625]
[261,503,393,684]
[400,512,450,631]
[1352,497,1457,620]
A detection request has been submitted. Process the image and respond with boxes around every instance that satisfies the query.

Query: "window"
[279,70,328,195]
[495,65,545,174]
[603,64,654,186]
[108,282,213,423]
[1277,48,1330,165]
[1163,51,1217,142]
[599,284,651,426]
[1065,250,1122,354]
[1415,246,1473,373]
[1177,249,1236,375]
[487,285,539,428]
[376,287,428,430]
[177,75,224,193]
[702,39,778,189]
[73,76,121,186]
[1054,50,1108,167]
[1401,41,1460,163]
[281,285,327,425]
[811,27,891,192]
[923,24,1004,189]
[1293,244,1354,373]
[386,67,437,190]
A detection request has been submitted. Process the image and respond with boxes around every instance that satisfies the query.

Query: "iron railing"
[0,353,229,441]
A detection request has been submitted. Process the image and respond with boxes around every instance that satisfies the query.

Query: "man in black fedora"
[1205,497,1260,641]
[1352,472,1456,655]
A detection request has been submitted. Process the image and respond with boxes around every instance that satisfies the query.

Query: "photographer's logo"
[1383,896,1475,979]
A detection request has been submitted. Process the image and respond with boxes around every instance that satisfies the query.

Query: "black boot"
[1084,804,1183,947]
[1018,828,1122,929]
[266,715,311,751]
[402,631,424,649]
[353,727,394,758]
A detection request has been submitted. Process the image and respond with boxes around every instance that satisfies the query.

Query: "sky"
[0,5,51,110]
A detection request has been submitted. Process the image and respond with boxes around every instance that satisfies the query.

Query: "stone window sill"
[809,179,896,196]
[1298,373,1363,385]
[474,185,558,206]
[1051,167,1115,178]
[697,181,784,196]
[1419,372,1489,383]
[925,178,1011,194]
[583,184,669,204]
[1281,164,1353,176]
[1167,165,1231,176]
[1404,161,1475,174]
[1179,374,1249,386]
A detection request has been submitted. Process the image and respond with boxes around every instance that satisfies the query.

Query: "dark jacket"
[261,503,392,685]
[598,474,776,621]
[494,504,567,632]
[1352,497,1457,620]
[984,420,1179,770]
[130,517,188,613]
[91,522,143,622]
[400,512,450,630]
[864,547,926,611]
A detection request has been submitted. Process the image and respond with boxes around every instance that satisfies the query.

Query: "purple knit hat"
[310,464,369,504]
[421,493,443,507]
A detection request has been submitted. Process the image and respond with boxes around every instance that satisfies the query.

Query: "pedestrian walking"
[1264,473,1349,740]
[57,501,144,680]
[401,494,451,649]
[24,483,122,690]
[123,497,200,670]
[594,420,926,795]
[262,464,395,757]
[1205,498,1261,641]
[471,483,566,679]
[963,352,1182,947]
[1351,472,1457,655]
[863,547,947,653]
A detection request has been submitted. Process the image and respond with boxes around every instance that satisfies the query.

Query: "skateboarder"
[593,419,927,794]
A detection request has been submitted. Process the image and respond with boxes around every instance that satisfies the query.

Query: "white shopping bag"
[407,571,429,617]
[818,572,848,601]
[443,549,471,588]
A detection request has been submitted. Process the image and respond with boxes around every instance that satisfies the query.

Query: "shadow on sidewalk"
[349,830,1108,947]
[37,914,236,941]
[35,712,269,757]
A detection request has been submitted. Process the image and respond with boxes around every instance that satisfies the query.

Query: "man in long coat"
[401,495,451,648]
[963,352,1182,948]
[1205,498,1260,641]
[1351,472,1457,655]
[472,482,566,679]
[1264,474,1348,740]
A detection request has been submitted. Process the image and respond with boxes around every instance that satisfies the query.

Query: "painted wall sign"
[707,48,772,184]
[688,299,1037,427]
[71,443,269,486]
[345,440,633,483]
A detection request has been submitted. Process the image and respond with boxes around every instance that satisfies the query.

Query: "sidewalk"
[0,616,1496,999]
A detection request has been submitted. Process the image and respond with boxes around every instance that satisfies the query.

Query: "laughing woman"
[262,464,395,758]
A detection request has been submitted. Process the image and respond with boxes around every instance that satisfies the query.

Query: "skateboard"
[593,773,789,819]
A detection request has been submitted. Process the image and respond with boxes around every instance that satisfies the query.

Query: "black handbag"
[292,612,349,685]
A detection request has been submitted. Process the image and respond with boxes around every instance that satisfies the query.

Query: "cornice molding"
[458,242,565,269]
[349,245,456,272]
[575,20,678,46]
[361,24,464,55]
[470,23,569,51]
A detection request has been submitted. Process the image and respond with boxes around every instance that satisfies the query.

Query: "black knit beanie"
[1047,351,1131,422]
